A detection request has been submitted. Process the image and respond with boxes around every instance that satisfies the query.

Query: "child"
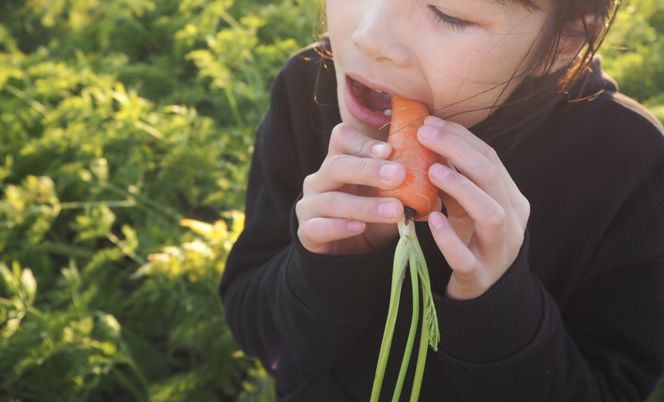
[220,0,664,400]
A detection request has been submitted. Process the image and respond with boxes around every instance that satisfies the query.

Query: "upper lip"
[346,73,399,97]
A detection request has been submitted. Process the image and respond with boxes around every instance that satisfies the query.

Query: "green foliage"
[0,0,661,400]
[602,0,664,125]
[0,0,318,400]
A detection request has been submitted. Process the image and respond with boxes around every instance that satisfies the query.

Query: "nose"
[351,2,410,66]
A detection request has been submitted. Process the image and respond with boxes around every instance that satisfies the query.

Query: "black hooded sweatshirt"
[219,42,664,402]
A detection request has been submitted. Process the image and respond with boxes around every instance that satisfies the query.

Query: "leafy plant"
[602,0,664,125]
[0,0,318,400]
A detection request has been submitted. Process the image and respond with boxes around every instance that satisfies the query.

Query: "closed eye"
[428,6,474,30]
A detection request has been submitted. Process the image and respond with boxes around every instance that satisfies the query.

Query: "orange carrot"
[379,95,438,220]
[370,95,441,402]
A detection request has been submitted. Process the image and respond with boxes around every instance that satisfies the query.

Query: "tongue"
[353,80,392,111]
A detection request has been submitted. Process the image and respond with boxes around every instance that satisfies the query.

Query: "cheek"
[427,46,509,105]
[326,1,353,47]
[425,28,541,112]
[326,2,351,123]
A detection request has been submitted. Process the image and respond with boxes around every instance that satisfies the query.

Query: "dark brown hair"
[519,0,621,96]
[470,0,623,153]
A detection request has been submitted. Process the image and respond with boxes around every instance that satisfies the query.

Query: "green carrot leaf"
[412,231,440,351]
[370,218,411,402]
[391,250,420,402]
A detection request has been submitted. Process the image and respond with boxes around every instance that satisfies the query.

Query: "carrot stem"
[412,231,440,351]
[409,222,439,401]
[391,247,420,402]
[370,226,410,402]
[409,312,429,402]
[372,216,441,402]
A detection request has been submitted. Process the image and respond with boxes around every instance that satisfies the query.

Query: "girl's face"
[327,0,552,138]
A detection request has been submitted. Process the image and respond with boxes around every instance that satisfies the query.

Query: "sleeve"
[219,63,399,392]
[431,156,664,401]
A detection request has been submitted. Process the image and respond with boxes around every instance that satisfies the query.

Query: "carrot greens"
[370,210,440,402]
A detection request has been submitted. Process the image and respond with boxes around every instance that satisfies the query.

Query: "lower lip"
[344,76,391,129]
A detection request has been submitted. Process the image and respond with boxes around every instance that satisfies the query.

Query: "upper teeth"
[384,109,393,116]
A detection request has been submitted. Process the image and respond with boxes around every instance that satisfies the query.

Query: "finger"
[439,189,465,220]
[429,163,506,246]
[438,190,475,244]
[328,122,392,159]
[417,122,511,209]
[298,217,366,252]
[302,155,404,195]
[428,211,478,276]
[296,191,404,223]
[425,116,524,207]
[425,116,490,157]
[445,150,529,232]
[442,142,529,232]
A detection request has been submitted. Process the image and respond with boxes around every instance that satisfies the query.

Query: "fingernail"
[430,163,450,178]
[380,163,400,179]
[430,212,446,230]
[418,125,437,140]
[371,142,390,157]
[424,116,445,128]
[378,202,400,218]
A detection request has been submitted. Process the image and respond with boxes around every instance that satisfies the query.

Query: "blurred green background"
[0,0,662,401]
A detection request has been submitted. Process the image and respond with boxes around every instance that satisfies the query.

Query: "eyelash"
[428,6,473,31]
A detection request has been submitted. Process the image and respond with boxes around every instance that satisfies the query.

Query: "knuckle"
[295,197,305,218]
[484,163,499,182]
[485,206,506,228]
[520,196,531,216]
[337,125,353,146]
[302,173,316,192]
[331,123,366,155]
[357,140,375,157]
[299,218,327,248]
[359,199,374,220]
[326,154,347,172]
[358,157,374,178]
[346,158,377,184]
[523,196,531,212]
[514,228,525,247]
[329,124,349,150]
[297,222,312,244]
[484,145,499,161]
[453,257,476,275]
[517,196,531,228]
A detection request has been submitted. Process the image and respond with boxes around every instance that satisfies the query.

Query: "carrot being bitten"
[380,95,440,220]
[371,95,441,402]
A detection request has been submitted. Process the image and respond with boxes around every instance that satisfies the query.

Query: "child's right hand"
[295,123,409,255]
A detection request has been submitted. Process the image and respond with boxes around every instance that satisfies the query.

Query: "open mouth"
[345,76,393,129]
[350,78,392,113]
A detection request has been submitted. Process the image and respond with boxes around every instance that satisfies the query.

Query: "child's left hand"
[417,116,531,301]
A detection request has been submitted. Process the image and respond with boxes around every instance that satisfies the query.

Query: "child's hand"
[417,116,530,300]
[296,123,419,255]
